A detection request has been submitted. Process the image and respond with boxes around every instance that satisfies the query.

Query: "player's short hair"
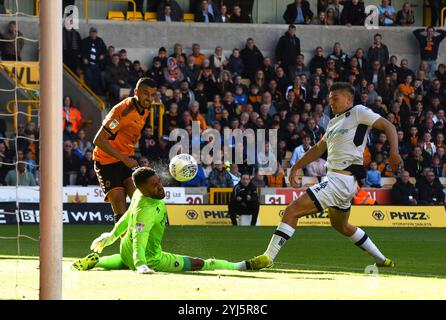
[330,82,355,98]
[136,77,158,90]
[132,167,157,189]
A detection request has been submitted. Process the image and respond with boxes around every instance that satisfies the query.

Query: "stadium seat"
[127,11,143,21]
[184,13,195,22]
[285,151,292,161]
[439,177,446,187]
[381,177,397,188]
[144,12,157,22]
[409,177,417,185]
[301,176,318,187]
[107,11,125,20]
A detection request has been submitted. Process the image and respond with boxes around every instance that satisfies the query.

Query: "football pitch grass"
[1,225,446,300]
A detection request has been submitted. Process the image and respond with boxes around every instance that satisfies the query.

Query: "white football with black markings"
[169,154,198,182]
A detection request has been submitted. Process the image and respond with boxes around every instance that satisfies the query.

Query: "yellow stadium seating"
[144,12,157,22]
[184,13,195,22]
[107,11,125,20]
[127,11,143,21]
[381,177,397,188]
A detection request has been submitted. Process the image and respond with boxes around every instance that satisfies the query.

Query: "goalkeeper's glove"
[90,232,118,253]
[135,265,156,274]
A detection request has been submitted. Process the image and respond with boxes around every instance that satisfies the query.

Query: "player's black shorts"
[94,161,133,201]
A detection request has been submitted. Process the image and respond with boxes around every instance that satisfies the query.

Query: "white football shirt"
[323,104,381,170]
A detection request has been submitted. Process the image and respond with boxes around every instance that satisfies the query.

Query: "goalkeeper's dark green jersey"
[112,190,167,270]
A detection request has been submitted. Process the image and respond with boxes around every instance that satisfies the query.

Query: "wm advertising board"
[258,206,446,227]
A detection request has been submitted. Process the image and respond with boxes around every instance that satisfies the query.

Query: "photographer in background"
[228,173,260,226]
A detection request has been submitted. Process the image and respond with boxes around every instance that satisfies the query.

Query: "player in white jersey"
[247,82,402,270]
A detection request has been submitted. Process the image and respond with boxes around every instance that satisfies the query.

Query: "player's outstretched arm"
[90,210,131,253]
[289,139,327,187]
[372,118,402,168]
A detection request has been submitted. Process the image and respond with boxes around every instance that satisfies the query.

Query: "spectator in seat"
[240,38,264,81]
[275,24,301,73]
[309,47,327,75]
[75,165,92,186]
[413,27,446,80]
[431,156,444,177]
[148,59,165,86]
[63,122,77,142]
[158,4,181,22]
[391,170,418,205]
[365,161,382,188]
[404,146,431,178]
[327,42,349,74]
[104,54,130,104]
[378,0,397,26]
[227,48,244,76]
[283,0,313,25]
[157,0,183,21]
[302,118,325,145]
[266,165,286,188]
[190,101,208,131]
[129,60,146,89]
[367,33,389,71]
[340,0,365,26]
[63,140,81,186]
[2,21,24,61]
[396,2,415,26]
[118,49,132,73]
[228,174,260,226]
[189,43,206,67]
[139,126,158,158]
[417,170,444,205]
[227,163,242,186]
[63,24,82,74]
[81,27,106,94]
[251,169,267,188]
[209,46,228,78]
[311,10,327,25]
[208,163,233,187]
[164,57,185,89]
[327,0,344,23]
[397,58,415,84]
[63,96,83,135]
[0,141,12,186]
[215,5,230,23]
[5,162,36,186]
[290,135,311,166]
[229,4,251,23]
[195,0,215,22]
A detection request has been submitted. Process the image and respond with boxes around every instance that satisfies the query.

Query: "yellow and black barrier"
[166,205,446,228]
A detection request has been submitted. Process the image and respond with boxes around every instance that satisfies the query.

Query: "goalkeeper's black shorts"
[94,160,133,202]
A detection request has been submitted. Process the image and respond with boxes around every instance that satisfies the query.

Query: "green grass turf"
[1,225,445,277]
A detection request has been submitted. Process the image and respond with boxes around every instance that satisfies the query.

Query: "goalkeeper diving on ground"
[71,167,251,274]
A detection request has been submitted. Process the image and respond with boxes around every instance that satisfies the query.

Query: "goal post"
[39,0,63,300]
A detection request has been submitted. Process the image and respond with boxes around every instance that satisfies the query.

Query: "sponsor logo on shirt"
[136,222,145,233]
[109,119,119,130]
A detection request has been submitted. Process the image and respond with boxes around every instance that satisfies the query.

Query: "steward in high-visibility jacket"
[353,185,376,205]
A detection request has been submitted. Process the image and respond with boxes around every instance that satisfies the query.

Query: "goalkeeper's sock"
[201,259,247,271]
[264,222,295,261]
[349,228,386,264]
[95,254,127,270]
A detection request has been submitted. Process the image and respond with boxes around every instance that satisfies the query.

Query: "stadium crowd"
[2,1,446,205]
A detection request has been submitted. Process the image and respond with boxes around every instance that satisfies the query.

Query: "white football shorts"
[307,172,358,211]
